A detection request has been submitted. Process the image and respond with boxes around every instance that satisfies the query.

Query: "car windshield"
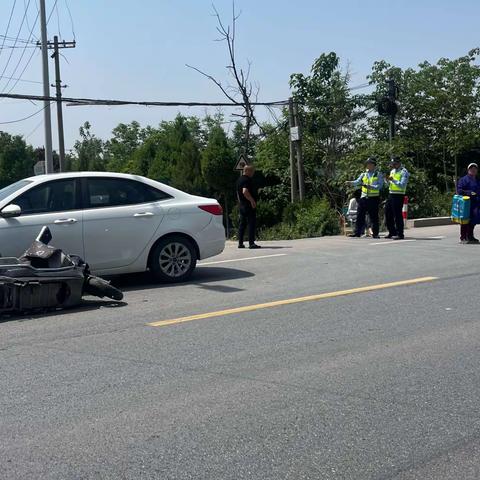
[0,179,32,203]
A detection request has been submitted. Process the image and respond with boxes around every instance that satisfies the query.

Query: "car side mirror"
[1,204,22,218]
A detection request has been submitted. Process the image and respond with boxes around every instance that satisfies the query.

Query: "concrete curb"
[407,217,453,228]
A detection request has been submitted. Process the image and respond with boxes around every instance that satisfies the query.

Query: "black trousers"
[238,205,257,245]
[460,223,475,241]
[356,197,379,237]
[385,194,405,237]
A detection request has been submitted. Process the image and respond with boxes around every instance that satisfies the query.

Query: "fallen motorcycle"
[0,226,123,314]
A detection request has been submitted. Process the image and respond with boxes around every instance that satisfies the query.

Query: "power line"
[0,34,36,45]
[0,92,290,107]
[0,74,40,84]
[0,5,39,93]
[0,44,37,50]
[47,0,58,25]
[1,0,50,97]
[0,102,50,124]
[5,45,39,93]
[349,83,371,91]
[23,0,38,41]
[0,1,18,60]
[24,117,43,139]
[64,0,75,40]
[55,2,62,38]
[1,99,39,104]
[0,0,32,85]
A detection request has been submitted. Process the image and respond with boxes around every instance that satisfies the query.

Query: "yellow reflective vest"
[389,168,407,194]
[362,171,380,197]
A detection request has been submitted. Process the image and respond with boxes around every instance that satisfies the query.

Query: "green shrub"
[294,199,341,237]
[230,199,282,233]
[258,223,298,240]
[230,203,239,231]
[282,202,298,224]
[410,190,452,218]
[259,198,341,240]
[255,201,281,229]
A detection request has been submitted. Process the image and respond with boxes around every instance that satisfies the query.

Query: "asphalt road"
[2,225,480,479]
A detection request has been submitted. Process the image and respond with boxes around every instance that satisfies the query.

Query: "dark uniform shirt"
[237,175,257,207]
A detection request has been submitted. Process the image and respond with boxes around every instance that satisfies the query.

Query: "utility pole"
[49,36,75,172]
[292,100,305,201]
[39,0,53,173]
[288,97,298,202]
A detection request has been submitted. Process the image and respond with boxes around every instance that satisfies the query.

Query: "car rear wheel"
[150,236,197,283]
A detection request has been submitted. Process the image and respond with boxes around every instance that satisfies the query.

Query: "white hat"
[468,163,478,170]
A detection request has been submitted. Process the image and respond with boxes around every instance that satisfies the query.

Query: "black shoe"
[249,243,261,249]
[393,235,405,240]
[348,234,360,238]
[385,234,395,239]
[469,238,480,244]
[238,244,245,249]
[372,235,380,239]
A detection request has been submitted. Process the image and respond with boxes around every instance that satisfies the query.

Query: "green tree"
[71,122,105,171]
[255,124,291,217]
[104,121,147,172]
[201,125,236,193]
[290,52,366,204]
[231,121,257,160]
[0,132,34,188]
[201,124,236,232]
[146,115,205,194]
[368,49,480,190]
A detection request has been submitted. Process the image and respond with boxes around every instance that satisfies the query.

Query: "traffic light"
[378,79,398,141]
[377,97,398,116]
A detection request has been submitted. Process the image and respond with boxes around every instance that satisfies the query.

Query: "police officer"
[385,156,410,240]
[345,157,384,238]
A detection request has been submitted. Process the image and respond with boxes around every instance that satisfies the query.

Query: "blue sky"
[0,0,478,150]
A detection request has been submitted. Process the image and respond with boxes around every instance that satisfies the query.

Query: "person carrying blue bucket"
[457,163,480,244]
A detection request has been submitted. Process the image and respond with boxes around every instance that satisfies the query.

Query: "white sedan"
[0,172,225,282]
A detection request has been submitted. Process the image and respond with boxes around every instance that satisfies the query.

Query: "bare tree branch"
[188,1,265,155]
[185,64,240,105]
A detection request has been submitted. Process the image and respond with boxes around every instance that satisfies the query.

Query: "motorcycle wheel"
[84,276,124,301]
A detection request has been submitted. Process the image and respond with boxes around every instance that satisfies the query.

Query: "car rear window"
[86,178,172,208]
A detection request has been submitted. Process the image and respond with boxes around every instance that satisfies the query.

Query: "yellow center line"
[147,276,438,328]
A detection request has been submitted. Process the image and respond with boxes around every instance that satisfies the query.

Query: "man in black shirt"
[237,165,261,249]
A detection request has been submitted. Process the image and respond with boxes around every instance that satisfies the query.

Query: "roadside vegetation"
[1,49,479,238]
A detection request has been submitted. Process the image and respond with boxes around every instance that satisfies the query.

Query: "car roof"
[26,171,148,182]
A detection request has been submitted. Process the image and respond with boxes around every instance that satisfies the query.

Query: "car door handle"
[54,218,77,224]
[134,212,154,217]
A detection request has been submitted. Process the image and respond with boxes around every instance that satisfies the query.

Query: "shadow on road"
[0,267,253,322]
[0,299,127,324]
[111,266,255,293]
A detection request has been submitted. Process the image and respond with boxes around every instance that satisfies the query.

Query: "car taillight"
[199,204,223,215]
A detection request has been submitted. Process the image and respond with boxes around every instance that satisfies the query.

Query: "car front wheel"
[150,236,197,283]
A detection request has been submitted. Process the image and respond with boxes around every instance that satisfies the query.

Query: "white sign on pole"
[290,126,300,142]
[34,161,46,175]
